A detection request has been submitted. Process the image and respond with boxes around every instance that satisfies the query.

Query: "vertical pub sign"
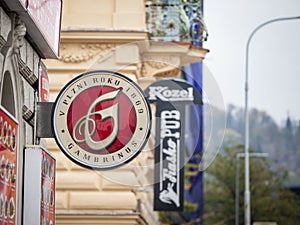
[145,79,202,211]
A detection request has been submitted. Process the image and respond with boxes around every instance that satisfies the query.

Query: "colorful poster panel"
[0,106,18,225]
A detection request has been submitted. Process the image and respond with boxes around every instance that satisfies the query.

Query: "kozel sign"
[145,79,202,211]
[52,71,151,170]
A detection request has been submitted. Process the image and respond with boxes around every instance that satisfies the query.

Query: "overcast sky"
[203,0,300,125]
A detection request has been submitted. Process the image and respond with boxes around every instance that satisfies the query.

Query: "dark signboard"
[144,78,201,211]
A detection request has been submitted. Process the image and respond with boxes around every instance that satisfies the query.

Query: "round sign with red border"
[52,71,151,170]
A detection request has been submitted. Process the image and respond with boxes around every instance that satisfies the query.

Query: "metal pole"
[236,153,268,225]
[235,154,240,225]
[244,16,300,225]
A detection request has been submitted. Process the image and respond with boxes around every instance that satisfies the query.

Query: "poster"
[38,62,49,102]
[41,150,55,225]
[0,106,18,225]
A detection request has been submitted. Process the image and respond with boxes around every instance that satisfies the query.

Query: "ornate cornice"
[140,60,181,78]
[59,43,115,63]
[140,54,181,78]
[153,68,180,78]
[143,55,180,68]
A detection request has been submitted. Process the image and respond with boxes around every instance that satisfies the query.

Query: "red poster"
[38,62,49,102]
[41,151,55,225]
[0,106,18,225]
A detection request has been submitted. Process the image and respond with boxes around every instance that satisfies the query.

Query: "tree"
[204,145,300,225]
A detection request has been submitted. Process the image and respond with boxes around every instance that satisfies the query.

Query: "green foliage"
[203,145,300,225]
[159,211,172,224]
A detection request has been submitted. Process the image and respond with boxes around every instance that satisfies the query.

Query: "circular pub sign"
[52,71,151,170]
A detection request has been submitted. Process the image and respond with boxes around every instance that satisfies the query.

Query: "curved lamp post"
[244,16,300,225]
[236,153,268,225]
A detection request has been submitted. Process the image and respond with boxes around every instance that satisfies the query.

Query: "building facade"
[44,0,208,225]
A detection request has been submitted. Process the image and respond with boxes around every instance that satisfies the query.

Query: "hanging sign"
[24,147,56,225]
[52,70,151,170]
[0,106,18,225]
[27,0,62,57]
[38,61,49,102]
[144,78,201,211]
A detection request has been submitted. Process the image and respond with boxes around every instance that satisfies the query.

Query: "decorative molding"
[145,61,168,70]
[0,37,5,49]
[22,105,35,127]
[140,54,181,78]
[18,60,38,87]
[143,55,180,68]
[59,43,115,63]
[1,16,36,88]
[12,17,26,55]
[153,68,180,78]
[140,60,181,78]
[1,16,26,61]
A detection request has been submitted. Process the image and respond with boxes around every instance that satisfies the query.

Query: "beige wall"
[45,1,208,224]
[62,0,146,30]
[45,1,157,225]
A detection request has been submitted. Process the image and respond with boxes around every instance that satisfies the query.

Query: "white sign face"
[24,147,56,225]
[158,110,181,208]
[52,71,151,170]
[20,0,27,7]
[27,0,62,56]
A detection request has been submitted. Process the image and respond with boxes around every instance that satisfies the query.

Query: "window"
[1,71,16,117]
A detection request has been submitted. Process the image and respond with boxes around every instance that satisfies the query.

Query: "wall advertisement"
[0,106,18,225]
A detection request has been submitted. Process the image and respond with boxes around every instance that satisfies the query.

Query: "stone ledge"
[55,212,146,225]
[69,191,137,210]
[101,170,139,190]
[56,171,102,191]
[60,30,149,43]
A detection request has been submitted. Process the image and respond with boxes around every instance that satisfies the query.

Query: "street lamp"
[244,16,300,225]
[235,152,268,225]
